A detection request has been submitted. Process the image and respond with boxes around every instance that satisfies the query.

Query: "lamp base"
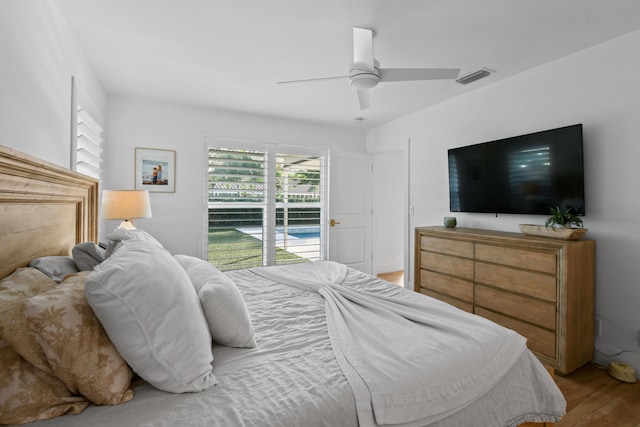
[117,220,137,230]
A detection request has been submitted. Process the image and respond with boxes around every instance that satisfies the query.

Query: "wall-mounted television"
[448,124,585,215]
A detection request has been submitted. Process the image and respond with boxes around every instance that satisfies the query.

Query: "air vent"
[456,68,492,85]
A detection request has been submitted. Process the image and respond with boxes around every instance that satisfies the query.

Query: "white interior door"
[328,150,371,274]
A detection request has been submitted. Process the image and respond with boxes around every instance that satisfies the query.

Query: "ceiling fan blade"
[356,88,372,109]
[276,75,348,85]
[379,68,460,82]
[353,27,374,70]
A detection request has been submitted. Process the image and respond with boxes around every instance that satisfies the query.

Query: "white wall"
[0,0,106,168]
[368,30,640,374]
[105,96,366,256]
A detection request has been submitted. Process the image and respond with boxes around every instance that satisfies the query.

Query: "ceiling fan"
[277,27,461,110]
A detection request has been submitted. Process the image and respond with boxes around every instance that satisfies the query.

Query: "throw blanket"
[252,261,527,427]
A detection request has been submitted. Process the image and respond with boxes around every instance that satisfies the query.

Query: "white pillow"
[175,255,257,348]
[86,240,217,393]
[104,228,163,258]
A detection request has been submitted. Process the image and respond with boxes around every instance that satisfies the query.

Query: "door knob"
[329,219,341,227]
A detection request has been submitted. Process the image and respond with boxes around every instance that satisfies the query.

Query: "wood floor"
[376,271,640,426]
[376,271,404,286]
[555,363,640,426]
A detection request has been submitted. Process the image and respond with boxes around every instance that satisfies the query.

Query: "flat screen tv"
[448,124,585,215]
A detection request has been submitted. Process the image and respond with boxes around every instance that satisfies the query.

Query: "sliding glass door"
[206,143,326,271]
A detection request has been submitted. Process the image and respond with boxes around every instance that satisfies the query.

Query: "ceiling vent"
[456,68,492,85]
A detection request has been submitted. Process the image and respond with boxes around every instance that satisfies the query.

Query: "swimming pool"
[276,226,320,239]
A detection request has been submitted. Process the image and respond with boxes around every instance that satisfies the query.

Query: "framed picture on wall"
[135,148,176,193]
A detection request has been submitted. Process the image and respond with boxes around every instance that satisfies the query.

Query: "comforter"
[26,264,565,427]
[253,261,528,426]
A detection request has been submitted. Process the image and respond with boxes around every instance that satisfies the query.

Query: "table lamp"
[101,190,152,230]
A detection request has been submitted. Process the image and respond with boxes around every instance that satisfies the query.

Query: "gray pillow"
[86,240,217,393]
[175,255,256,348]
[72,242,106,271]
[29,256,79,283]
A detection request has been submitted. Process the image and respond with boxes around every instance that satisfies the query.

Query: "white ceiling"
[55,0,640,130]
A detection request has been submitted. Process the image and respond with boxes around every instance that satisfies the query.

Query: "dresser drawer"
[420,269,473,302]
[475,262,557,302]
[420,236,474,258]
[475,284,556,331]
[475,244,557,275]
[475,307,556,358]
[420,251,474,281]
[419,288,473,313]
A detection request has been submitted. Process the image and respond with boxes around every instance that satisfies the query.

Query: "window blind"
[75,107,103,179]
[70,77,103,180]
[208,148,267,270]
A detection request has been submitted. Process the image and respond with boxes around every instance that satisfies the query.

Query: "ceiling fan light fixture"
[350,74,379,89]
[350,65,381,89]
[456,68,492,85]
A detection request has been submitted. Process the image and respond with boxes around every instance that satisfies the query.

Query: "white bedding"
[26,265,565,427]
[252,261,527,426]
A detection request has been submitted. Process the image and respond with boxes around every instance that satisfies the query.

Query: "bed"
[0,145,565,427]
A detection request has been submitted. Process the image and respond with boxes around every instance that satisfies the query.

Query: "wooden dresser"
[414,226,595,375]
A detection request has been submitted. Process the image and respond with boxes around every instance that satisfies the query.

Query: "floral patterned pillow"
[0,268,89,425]
[0,269,55,372]
[22,272,134,405]
[0,340,88,425]
[0,267,56,300]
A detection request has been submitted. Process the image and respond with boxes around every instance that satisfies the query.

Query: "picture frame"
[135,148,176,192]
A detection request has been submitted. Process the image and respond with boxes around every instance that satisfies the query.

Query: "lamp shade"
[101,190,152,222]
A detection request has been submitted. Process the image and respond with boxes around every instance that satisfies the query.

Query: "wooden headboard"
[0,145,98,279]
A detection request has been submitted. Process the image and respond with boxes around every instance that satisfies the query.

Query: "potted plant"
[545,206,584,230]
